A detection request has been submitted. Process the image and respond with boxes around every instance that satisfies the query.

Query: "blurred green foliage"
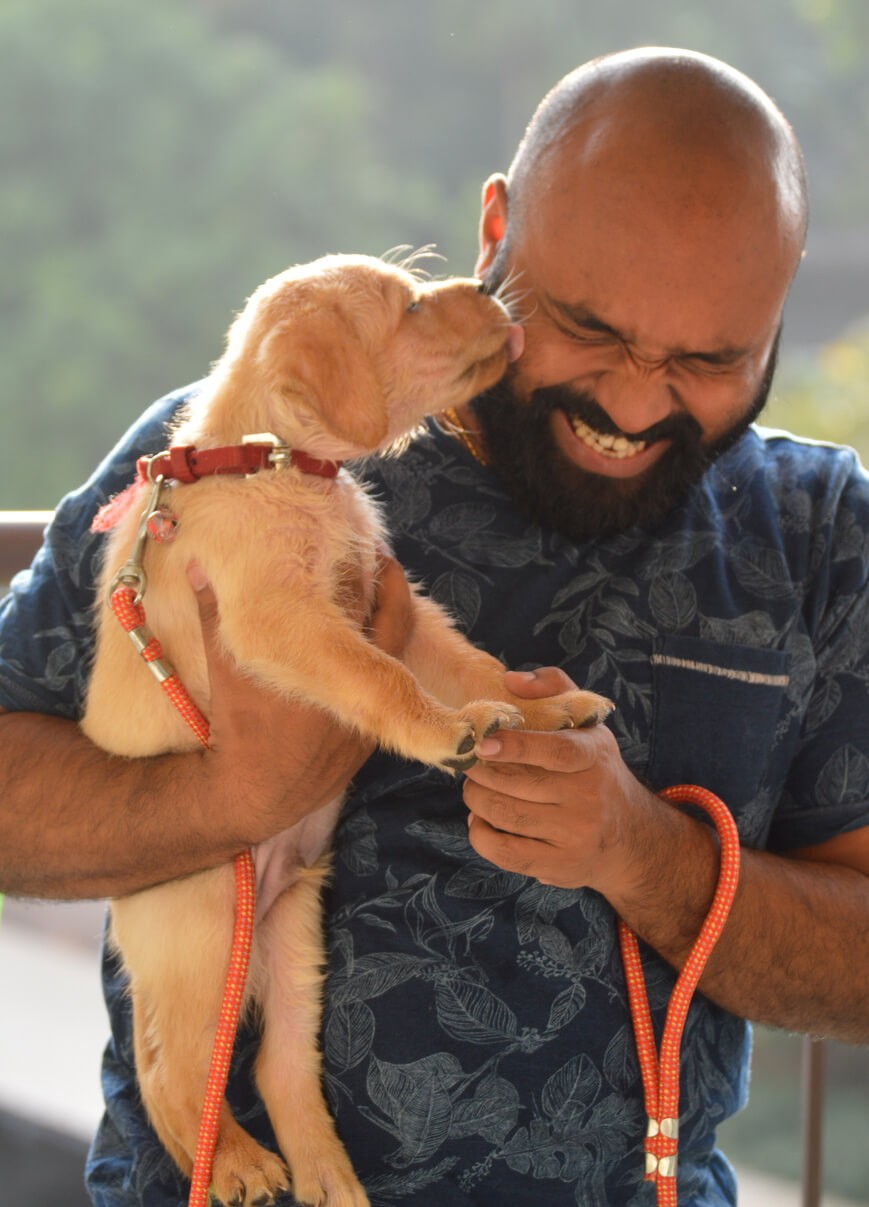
[1,0,867,506]
[766,323,869,463]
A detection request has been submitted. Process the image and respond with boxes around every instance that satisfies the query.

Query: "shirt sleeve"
[0,387,194,718]
[770,451,869,850]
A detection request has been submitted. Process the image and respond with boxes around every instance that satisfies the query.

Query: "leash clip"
[107,468,166,606]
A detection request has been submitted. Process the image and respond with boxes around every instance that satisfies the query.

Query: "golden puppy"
[82,253,610,1207]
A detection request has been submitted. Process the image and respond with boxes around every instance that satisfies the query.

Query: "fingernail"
[187,562,209,591]
[513,670,538,680]
[477,736,501,758]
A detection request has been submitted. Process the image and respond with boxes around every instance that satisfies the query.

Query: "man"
[1,47,867,1206]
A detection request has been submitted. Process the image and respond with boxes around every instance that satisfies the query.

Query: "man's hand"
[463,667,655,897]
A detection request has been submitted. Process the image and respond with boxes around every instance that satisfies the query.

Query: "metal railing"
[0,511,827,1204]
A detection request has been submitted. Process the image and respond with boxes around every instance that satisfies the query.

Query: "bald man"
[1,48,866,1207]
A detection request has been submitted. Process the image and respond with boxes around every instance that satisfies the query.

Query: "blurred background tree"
[0,0,867,507]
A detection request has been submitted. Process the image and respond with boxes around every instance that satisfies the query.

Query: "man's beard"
[470,339,778,543]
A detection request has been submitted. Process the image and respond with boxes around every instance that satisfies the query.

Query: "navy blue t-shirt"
[2,385,869,1206]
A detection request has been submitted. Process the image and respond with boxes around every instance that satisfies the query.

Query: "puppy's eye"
[406,298,421,313]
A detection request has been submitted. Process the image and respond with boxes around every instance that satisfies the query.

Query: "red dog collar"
[138,442,343,484]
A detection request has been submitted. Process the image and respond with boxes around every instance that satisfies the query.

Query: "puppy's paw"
[441,701,524,771]
[210,1138,290,1207]
[518,690,614,733]
[289,1148,370,1207]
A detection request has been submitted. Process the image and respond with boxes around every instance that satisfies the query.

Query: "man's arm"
[0,558,412,901]
[462,668,869,1044]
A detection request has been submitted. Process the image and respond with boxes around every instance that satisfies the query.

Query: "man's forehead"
[515,193,790,360]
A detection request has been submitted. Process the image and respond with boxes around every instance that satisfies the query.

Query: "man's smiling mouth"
[567,413,649,459]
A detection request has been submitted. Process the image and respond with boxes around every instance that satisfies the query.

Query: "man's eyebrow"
[550,298,623,340]
[548,296,752,365]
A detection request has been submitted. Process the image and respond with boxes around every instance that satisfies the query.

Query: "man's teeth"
[569,415,647,459]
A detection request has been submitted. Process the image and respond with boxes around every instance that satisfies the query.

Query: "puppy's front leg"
[402,594,613,731]
[219,600,519,770]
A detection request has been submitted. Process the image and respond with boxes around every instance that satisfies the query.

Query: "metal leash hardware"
[106,456,168,606]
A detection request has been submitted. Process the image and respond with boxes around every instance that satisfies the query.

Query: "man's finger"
[473,725,600,775]
[463,776,553,836]
[503,666,578,699]
[187,562,220,634]
[467,813,552,876]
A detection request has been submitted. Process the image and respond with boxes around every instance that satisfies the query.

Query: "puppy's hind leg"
[112,869,289,1207]
[254,858,369,1207]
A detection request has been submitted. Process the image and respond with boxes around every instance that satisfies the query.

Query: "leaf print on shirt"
[815,743,869,805]
[699,610,782,647]
[449,1071,521,1145]
[833,504,869,563]
[494,1054,638,1192]
[362,1051,523,1178]
[336,807,379,876]
[435,980,520,1046]
[368,454,436,530]
[636,532,720,578]
[648,572,698,631]
[325,1001,376,1073]
[429,569,482,631]
[428,500,547,571]
[364,1051,462,1165]
[330,951,439,1010]
[729,537,799,600]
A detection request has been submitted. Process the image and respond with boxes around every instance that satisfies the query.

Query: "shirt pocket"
[646,634,790,818]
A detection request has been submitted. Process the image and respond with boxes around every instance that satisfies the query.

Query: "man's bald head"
[504,47,808,269]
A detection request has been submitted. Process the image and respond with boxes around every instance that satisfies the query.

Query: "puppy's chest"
[256,476,384,609]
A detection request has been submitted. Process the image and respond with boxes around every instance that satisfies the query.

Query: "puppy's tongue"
[506,325,525,362]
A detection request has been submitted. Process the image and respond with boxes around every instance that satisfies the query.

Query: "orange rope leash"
[188,849,256,1207]
[618,784,741,1206]
[109,584,256,1207]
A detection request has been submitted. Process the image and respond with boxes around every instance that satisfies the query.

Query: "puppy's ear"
[266,311,389,449]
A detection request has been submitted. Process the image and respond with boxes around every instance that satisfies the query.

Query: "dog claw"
[579,698,615,728]
[443,752,477,771]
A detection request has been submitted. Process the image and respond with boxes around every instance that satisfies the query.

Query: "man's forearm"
[0,712,248,899]
[611,796,869,1043]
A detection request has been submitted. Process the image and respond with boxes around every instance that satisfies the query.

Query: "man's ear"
[267,312,389,449]
[475,173,509,278]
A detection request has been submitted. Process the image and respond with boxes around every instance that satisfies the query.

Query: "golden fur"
[82,254,610,1207]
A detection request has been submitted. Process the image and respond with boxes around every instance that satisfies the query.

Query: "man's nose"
[593,355,677,437]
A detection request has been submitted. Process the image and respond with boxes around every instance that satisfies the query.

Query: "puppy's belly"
[252,795,344,922]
